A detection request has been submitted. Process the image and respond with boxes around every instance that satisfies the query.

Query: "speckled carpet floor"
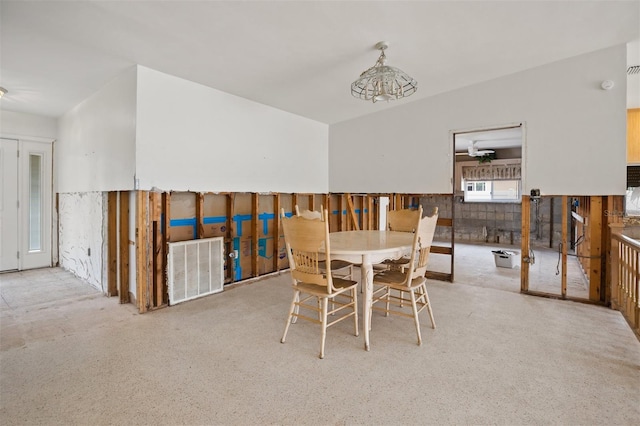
[1,266,638,425]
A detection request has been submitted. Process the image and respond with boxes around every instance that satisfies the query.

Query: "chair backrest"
[294,204,324,220]
[281,208,335,293]
[387,208,421,232]
[410,207,439,280]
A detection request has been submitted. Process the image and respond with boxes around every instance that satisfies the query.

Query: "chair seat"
[382,257,411,267]
[294,278,358,296]
[373,270,426,289]
[319,259,353,271]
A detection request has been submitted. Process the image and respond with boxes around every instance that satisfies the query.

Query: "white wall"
[628,39,639,109]
[330,45,628,196]
[57,67,137,193]
[135,66,329,193]
[0,110,57,140]
[58,192,105,291]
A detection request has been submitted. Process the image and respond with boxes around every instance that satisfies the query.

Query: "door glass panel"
[29,154,42,251]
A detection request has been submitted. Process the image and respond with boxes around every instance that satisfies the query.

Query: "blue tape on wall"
[203,216,226,224]
[258,212,276,236]
[258,237,272,258]
[233,237,241,281]
[170,218,196,227]
[232,214,251,237]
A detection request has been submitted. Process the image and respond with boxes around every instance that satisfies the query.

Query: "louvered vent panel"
[168,237,224,305]
[628,166,640,188]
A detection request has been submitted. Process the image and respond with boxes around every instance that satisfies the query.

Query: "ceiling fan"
[456,141,495,157]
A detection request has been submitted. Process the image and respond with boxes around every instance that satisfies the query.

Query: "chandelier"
[351,41,417,103]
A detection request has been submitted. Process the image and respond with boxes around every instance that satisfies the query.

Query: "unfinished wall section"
[58,192,105,291]
[419,195,563,249]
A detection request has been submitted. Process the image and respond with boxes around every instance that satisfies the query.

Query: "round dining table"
[327,230,414,351]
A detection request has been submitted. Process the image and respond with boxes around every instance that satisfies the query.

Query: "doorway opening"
[445,125,524,293]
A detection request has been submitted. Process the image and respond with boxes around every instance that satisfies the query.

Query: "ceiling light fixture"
[351,41,417,103]
[0,87,7,98]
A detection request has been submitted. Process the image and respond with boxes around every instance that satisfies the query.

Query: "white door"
[0,138,19,271]
[20,140,52,270]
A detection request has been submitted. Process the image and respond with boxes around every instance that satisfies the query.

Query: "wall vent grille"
[167,237,224,305]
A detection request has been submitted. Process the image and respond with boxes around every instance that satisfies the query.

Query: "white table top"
[329,230,413,257]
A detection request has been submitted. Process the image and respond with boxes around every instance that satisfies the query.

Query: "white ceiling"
[1,1,638,125]
[454,127,523,153]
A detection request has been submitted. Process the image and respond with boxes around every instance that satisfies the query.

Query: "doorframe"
[450,122,526,286]
[0,133,55,271]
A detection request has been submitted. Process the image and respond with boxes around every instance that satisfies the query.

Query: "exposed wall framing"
[107,191,459,313]
[568,195,624,303]
[109,189,630,312]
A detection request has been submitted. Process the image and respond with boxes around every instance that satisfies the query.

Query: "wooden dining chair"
[379,207,423,271]
[280,208,359,358]
[370,206,439,346]
[294,205,354,280]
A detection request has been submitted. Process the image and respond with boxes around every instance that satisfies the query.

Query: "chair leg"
[384,287,391,317]
[352,288,359,337]
[422,283,436,329]
[409,290,422,346]
[282,290,299,343]
[292,292,300,324]
[319,297,328,359]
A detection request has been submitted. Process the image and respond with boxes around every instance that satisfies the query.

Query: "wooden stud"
[252,193,259,278]
[226,193,235,283]
[273,193,280,271]
[345,193,360,231]
[448,193,455,282]
[605,195,624,304]
[119,192,130,304]
[162,192,170,305]
[150,191,164,308]
[521,196,531,293]
[291,194,298,214]
[589,196,603,302]
[549,197,554,249]
[195,192,205,239]
[337,194,345,231]
[136,191,150,313]
[309,194,315,211]
[561,195,568,298]
[107,191,118,297]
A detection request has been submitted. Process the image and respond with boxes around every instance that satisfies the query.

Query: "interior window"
[463,179,520,202]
